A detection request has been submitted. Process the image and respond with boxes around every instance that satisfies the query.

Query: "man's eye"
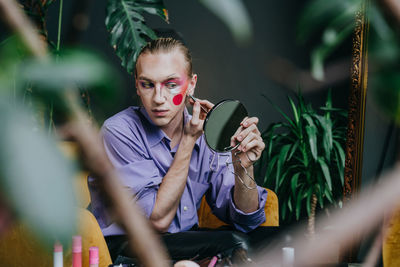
[166,83,177,89]
[140,82,153,89]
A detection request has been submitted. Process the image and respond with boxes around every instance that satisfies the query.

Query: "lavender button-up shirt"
[88,106,267,236]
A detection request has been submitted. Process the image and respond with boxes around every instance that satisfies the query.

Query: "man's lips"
[152,109,169,116]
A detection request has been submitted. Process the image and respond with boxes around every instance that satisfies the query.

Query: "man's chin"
[150,116,170,127]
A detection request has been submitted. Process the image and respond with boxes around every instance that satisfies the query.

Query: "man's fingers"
[238,132,258,151]
[241,117,259,127]
[231,125,244,147]
[191,101,200,126]
[235,124,259,143]
[197,99,214,110]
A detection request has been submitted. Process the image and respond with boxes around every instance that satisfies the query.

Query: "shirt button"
[183,206,188,211]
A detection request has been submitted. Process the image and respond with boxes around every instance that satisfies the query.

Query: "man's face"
[135,50,196,129]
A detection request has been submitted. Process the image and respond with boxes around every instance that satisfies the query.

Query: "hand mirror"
[202,99,248,153]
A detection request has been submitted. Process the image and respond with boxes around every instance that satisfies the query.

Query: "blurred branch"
[0,0,47,59]
[0,0,169,266]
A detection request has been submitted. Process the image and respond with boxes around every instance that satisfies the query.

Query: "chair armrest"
[197,187,279,229]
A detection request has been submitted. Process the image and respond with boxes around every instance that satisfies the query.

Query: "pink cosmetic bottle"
[53,241,63,267]
[72,236,82,267]
[89,246,99,267]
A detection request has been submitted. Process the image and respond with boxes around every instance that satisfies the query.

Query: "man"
[89,36,268,263]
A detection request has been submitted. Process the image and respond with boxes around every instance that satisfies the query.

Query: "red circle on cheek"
[173,94,183,105]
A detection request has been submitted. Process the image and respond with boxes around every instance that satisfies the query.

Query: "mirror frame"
[343,0,370,201]
[342,0,370,261]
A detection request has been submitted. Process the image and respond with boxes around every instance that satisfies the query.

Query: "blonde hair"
[135,37,193,77]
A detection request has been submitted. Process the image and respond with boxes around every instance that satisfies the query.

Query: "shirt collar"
[138,106,201,149]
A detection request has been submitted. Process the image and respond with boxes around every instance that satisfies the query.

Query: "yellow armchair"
[197,188,279,229]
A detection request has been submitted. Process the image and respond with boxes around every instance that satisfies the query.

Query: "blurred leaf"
[288,195,293,212]
[199,0,253,45]
[264,156,278,185]
[310,23,354,81]
[297,0,360,42]
[288,96,299,124]
[370,71,400,122]
[275,144,291,190]
[105,0,168,74]
[305,125,318,161]
[333,140,345,185]
[0,36,30,93]
[316,183,324,208]
[18,50,120,114]
[318,157,332,191]
[316,115,333,161]
[306,188,313,217]
[262,94,297,131]
[296,187,304,220]
[20,50,117,92]
[287,140,299,161]
[291,172,300,194]
[0,102,77,245]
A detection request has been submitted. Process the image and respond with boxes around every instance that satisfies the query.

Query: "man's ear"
[135,77,140,96]
[187,74,197,96]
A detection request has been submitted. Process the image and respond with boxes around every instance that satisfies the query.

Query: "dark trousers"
[105,226,280,263]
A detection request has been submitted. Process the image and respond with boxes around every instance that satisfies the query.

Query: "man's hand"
[185,98,214,140]
[230,117,265,168]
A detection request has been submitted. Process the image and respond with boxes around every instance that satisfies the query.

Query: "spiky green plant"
[259,91,347,233]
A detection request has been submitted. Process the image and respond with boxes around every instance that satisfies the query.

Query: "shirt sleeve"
[101,124,162,219]
[205,153,268,233]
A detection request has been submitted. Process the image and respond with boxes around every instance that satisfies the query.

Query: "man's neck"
[161,110,184,148]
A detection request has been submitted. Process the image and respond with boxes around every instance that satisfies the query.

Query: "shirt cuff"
[229,186,268,232]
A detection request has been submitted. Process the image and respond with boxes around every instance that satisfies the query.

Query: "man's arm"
[230,117,265,213]
[148,135,196,232]
[149,101,212,232]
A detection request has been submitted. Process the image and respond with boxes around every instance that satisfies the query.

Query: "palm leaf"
[275,144,291,190]
[318,157,332,191]
[105,0,168,74]
[295,186,304,220]
[305,125,318,161]
[291,172,300,194]
[262,94,297,130]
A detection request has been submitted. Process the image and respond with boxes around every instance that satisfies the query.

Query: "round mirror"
[203,99,248,153]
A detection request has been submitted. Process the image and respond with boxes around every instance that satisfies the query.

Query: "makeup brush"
[189,94,209,114]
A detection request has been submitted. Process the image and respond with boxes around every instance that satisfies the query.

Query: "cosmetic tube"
[89,246,99,267]
[282,247,295,267]
[72,236,82,267]
[53,242,63,267]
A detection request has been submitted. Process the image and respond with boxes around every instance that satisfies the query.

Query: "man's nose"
[153,84,166,104]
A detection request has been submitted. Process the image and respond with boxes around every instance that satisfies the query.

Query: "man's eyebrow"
[138,74,180,82]
[137,76,153,82]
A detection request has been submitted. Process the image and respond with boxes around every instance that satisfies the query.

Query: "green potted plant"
[258,91,347,235]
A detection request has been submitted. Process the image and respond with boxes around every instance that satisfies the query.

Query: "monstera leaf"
[106,0,169,74]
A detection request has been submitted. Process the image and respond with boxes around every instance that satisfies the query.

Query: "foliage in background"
[0,32,119,245]
[259,91,347,225]
[298,0,400,121]
[105,0,253,74]
[198,0,253,45]
[105,0,169,74]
